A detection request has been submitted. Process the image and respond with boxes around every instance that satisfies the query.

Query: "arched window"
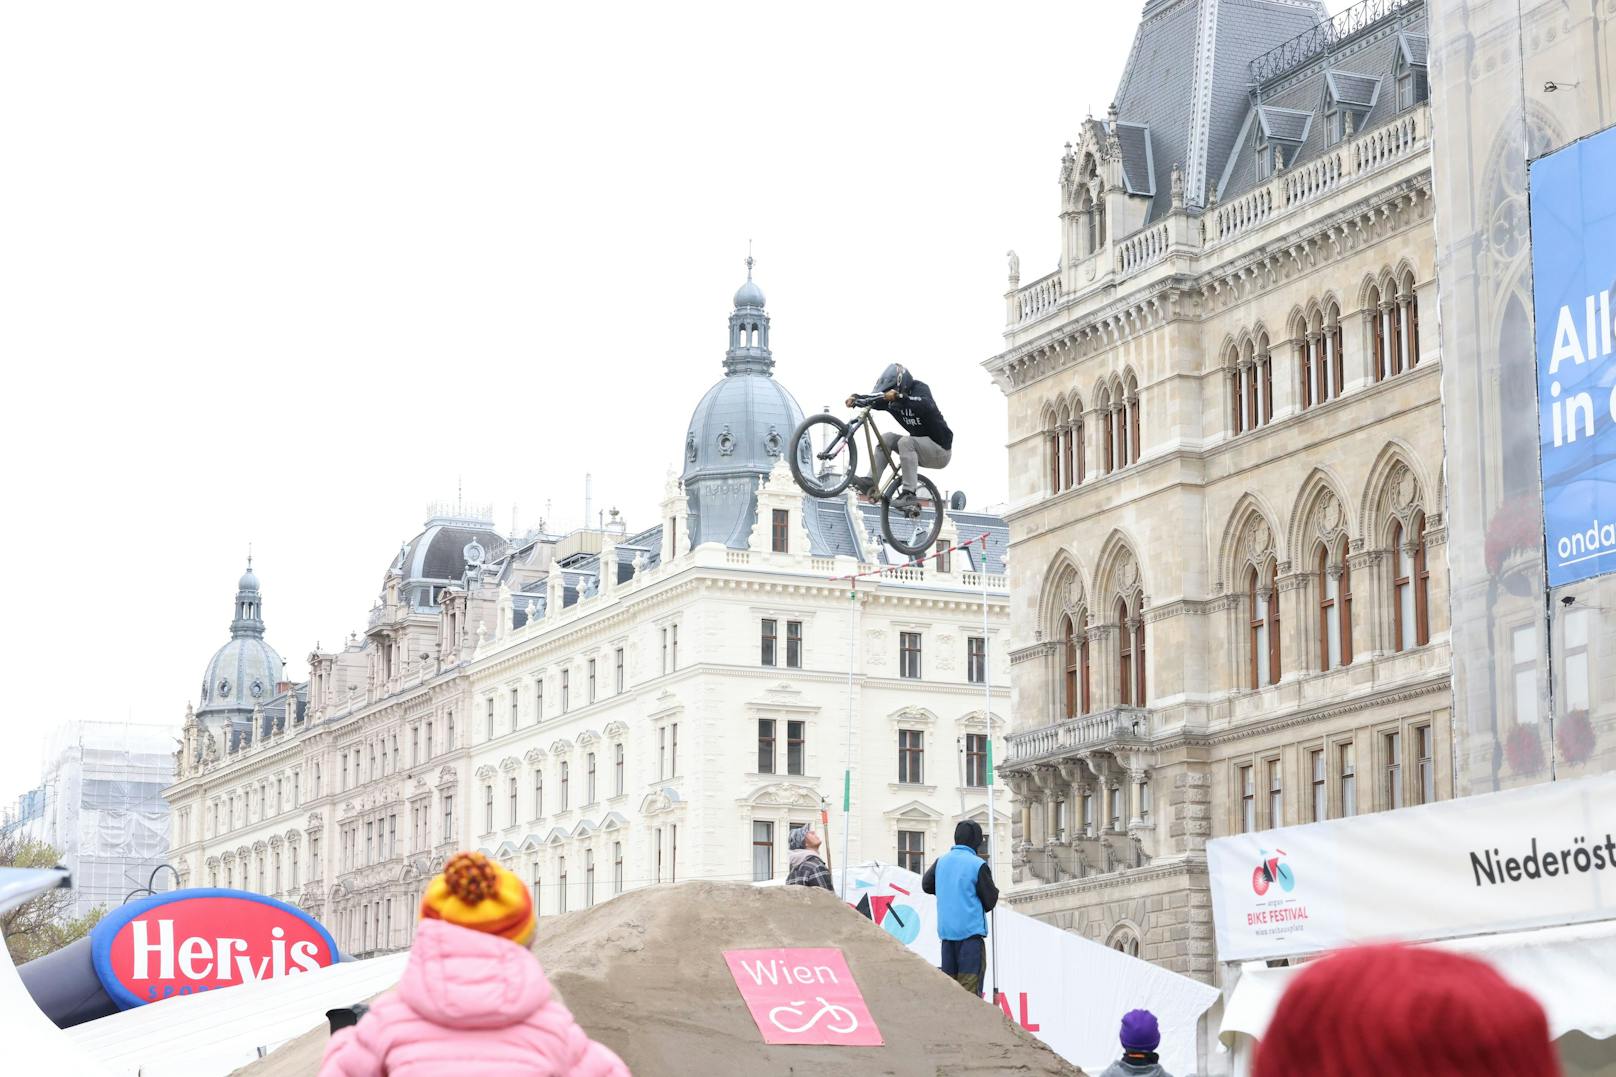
[1062,615,1091,718]
[1256,335,1273,426]
[1228,343,1246,435]
[1048,422,1062,492]
[1318,543,1353,670]
[1099,386,1115,473]
[1126,375,1141,463]
[1068,407,1084,486]
[1117,597,1133,706]
[1393,516,1431,651]
[1248,563,1280,688]
[1400,270,1420,370]
[1369,284,1387,381]
[1327,301,1345,394]
[1133,595,1147,705]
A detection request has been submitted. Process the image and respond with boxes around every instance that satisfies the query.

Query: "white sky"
[0,1,1347,803]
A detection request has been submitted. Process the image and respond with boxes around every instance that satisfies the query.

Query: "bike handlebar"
[848,392,885,407]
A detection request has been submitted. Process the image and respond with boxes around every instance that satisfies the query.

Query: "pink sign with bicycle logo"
[723,947,883,1046]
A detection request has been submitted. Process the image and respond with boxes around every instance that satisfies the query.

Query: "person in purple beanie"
[1099,1009,1172,1077]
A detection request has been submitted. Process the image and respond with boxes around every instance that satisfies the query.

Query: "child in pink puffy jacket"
[319,851,629,1077]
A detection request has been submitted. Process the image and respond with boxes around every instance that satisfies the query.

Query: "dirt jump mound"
[241,881,1079,1076]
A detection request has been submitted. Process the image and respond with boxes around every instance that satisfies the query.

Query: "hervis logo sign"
[90,889,339,1008]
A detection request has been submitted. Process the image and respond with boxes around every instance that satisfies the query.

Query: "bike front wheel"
[789,413,859,498]
[881,474,945,557]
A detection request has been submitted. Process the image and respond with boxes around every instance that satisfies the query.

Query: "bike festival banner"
[1208,772,1616,962]
[1530,121,1616,587]
[722,948,882,1046]
[837,862,1217,1076]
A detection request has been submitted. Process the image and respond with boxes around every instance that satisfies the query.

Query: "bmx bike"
[788,393,946,558]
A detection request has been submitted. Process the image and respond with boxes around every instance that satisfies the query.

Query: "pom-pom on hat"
[1254,944,1556,1077]
[420,851,536,947]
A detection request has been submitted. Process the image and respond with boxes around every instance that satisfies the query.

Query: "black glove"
[326,1001,371,1034]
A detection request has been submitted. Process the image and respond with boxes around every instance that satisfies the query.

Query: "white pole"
[982,535,999,1003]
[841,581,857,898]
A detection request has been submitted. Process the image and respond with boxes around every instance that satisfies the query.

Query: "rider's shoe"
[851,476,880,504]
[890,488,920,515]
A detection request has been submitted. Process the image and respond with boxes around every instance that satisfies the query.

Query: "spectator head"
[789,825,818,852]
[954,819,984,852]
[419,851,536,947]
[1254,944,1556,1077]
[1119,1009,1161,1054]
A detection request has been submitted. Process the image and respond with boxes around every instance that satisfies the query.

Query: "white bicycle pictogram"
[767,996,860,1035]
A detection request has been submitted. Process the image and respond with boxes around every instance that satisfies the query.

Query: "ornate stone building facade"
[166,270,1010,955]
[986,0,1449,983]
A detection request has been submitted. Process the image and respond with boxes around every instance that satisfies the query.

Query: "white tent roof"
[1221,918,1616,1047]
[63,951,409,1076]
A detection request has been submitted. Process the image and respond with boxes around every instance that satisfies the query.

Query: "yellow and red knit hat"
[419,851,535,947]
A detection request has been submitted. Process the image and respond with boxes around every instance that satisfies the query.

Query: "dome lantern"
[725,255,773,376]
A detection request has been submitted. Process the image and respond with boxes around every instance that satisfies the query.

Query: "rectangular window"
[532,863,541,916]
[761,619,778,667]
[615,742,625,796]
[772,508,789,553]
[588,659,597,703]
[447,711,454,750]
[487,697,496,742]
[671,723,679,776]
[898,830,925,873]
[655,826,663,883]
[1513,624,1539,724]
[661,628,668,675]
[898,729,925,784]
[536,680,544,722]
[757,719,776,774]
[425,720,433,758]
[1340,742,1358,817]
[1310,749,1326,821]
[658,727,667,780]
[615,647,626,694]
[671,823,678,883]
[1240,765,1255,833]
[965,733,988,788]
[389,814,397,858]
[1109,784,1122,829]
[558,857,568,913]
[1385,731,1404,810]
[1417,724,1435,804]
[613,841,624,894]
[752,821,775,882]
[508,777,518,826]
[443,795,454,844]
[786,621,802,669]
[671,625,678,670]
[484,785,494,833]
[967,636,986,684]
[1267,759,1282,827]
[586,849,596,907]
[411,725,420,766]
[510,689,519,730]
[899,631,922,679]
[533,769,543,818]
[934,538,951,574]
[787,720,805,776]
[1564,609,1591,713]
[1140,780,1152,820]
[560,761,569,811]
[562,669,571,713]
[587,753,597,804]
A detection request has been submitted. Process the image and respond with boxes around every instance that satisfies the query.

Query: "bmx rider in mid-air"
[846,363,953,513]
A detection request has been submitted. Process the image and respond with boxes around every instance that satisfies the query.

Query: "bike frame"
[847,406,925,505]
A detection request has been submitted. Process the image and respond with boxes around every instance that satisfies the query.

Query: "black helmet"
[873,363,913,395]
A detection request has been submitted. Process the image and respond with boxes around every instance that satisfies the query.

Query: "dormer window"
[1395,34,1429,111]
[1323,72,1377,144]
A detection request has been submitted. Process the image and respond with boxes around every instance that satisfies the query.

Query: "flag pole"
[982,535,999,1004]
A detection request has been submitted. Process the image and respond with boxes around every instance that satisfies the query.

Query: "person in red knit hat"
[1254,944,1558,1077]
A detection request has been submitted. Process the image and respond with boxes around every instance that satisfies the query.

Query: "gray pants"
[872,432,951,493]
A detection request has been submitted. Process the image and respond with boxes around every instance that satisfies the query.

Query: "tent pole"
[841,583,857,898]
[983,535,999,1004]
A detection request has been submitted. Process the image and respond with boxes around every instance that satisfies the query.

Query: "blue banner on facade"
[1531,123,1616,587]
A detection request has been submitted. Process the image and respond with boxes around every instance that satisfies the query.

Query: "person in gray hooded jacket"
[785,824,834,890]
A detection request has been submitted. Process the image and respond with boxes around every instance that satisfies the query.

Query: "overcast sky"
[0,2,1345,803]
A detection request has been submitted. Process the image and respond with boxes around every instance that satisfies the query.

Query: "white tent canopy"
[1221,920,1616,1071]
[61,952,408,1077]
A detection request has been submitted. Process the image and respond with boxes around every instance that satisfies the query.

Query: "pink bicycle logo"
[767,996,860,1035]
[1251,848,1296,896]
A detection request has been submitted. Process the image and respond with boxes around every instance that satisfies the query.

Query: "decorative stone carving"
[1007,249,1020,282]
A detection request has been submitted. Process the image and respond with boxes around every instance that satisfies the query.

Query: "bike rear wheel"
[789,413,859,498]
[881,474,945,557]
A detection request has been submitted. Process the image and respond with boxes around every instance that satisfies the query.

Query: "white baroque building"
[165,268,1010,955]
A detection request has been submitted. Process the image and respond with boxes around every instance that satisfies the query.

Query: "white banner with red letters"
[835,862,1218,1077]
[1208,771,1616,963]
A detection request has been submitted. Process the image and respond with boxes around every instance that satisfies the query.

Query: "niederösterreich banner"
[1208,772,1616,962]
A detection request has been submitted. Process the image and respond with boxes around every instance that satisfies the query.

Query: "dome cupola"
[199,557,285,722]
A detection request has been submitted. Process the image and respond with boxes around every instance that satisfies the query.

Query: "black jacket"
[872,378,954,451]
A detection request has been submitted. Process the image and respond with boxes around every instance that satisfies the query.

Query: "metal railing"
[1249,0,1418,84]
